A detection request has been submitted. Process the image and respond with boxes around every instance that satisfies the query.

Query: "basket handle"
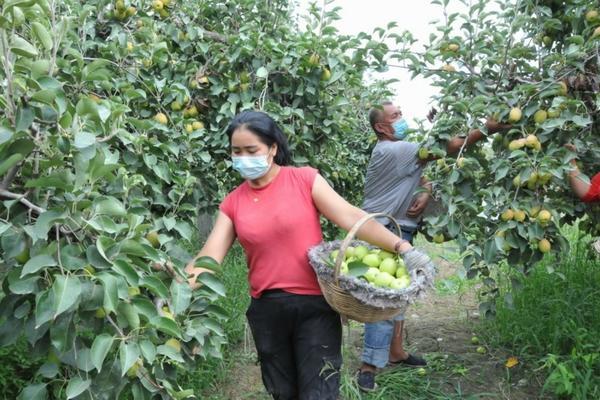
[332,212,403,285]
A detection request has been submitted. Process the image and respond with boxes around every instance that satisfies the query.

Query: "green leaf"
[65,376,90,399]
[31,21,52,50]
[35,289,54,328]
[31,89,56,105]
[572,115,591,127]
[346,261,370,278]
[30,210,64,244]
[18,383,47,400]
[38,363,58,379]
[94,197,126,217]
[0,154,23,176]
[119,240,148,258]
[173,389,195,400]
[4,0,37,12]
[11,35,38,58]
[75,98,99,120]
[194,256,220,271]
[132,297,158,322]
[202,317,225,336]
[170,280,192,315]
[112,259,140,286]
[73,131,96,149]
[75,348,94,372]
[91,333,114,372]
[21,255,57,277]
[163,216,176,231]
[15,108,34,131]
[96,236,116,263]
[7,138,34,157]
[9,271,39,294]
[118,302,140,329]
[140,276,169,299]
[25,170,74,190]
[174,221,193,242]
[139,339,156,363]
[151,316,182,338]
[483,240,497,264]
[119,341,140,376]
[0,221,11,235]
[52,275,81,319]
[196,272,226,296]
[0,126,13,145]
[256,66,268,78]
[97,273,119,313]
[156,344,184,362]
[87,215,123,234]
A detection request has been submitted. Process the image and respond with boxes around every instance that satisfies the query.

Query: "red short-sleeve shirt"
[220,166,323,298]
[582,172,600,203]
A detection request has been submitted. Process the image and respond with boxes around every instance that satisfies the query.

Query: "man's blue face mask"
[392,119,409,140]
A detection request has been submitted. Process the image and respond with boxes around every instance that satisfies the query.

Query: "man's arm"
[446,118,511,155]
[406,176,432,218]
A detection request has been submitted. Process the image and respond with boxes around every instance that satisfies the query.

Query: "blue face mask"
[392,119,409,140]
[232,154,271,180]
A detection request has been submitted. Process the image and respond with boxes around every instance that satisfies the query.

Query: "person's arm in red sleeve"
[581,172,600,203]
[565,144,600,203]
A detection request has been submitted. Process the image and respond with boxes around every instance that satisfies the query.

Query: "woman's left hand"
[401,248,436,273]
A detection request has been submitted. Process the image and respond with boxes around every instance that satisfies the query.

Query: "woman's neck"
[248,164,281,188]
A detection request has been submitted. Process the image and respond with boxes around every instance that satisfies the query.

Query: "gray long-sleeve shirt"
[361,140,423,230]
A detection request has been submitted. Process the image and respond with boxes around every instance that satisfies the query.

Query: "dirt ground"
[206,250,552,400]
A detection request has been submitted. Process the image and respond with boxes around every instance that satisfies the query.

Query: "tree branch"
[0,30,16,125]
[0,189,46,214]
[0,166,20,190]
[201,30,227,43]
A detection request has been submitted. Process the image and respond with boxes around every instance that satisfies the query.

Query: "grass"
[481,224,600,399]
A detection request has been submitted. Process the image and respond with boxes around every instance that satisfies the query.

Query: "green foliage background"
[0,0,392,397]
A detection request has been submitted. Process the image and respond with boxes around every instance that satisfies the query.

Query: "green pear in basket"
[340,261,349,274]
[345,246,355,259]
[354,245,369,260]
[362,252,381,268]
[373,271,395,288]
[329,249,340,262]
[379,257,397,276]
[390,275,411,290]
[379,250,395,260]
[364,267,380,283]
[396,266,409,278]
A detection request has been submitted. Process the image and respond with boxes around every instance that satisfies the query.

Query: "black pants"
[246,291,342,400]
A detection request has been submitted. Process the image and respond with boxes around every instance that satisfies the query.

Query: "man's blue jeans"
[361,227,415,368]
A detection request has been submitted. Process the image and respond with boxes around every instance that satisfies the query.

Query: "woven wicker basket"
[310,212,416,323]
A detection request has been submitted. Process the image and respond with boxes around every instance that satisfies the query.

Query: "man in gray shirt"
[362,139,430,233]
[357,101,510,392]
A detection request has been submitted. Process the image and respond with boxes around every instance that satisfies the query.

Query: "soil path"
[207,245,549,399]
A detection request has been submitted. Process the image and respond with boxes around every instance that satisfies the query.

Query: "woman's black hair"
[225,110,293,166]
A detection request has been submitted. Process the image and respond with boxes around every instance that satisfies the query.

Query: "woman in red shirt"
[185,111,433,400]
[566,145,600,203]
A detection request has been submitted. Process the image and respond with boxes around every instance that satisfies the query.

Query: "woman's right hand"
[184,259,214,288]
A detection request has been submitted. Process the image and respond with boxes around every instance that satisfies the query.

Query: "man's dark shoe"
[356,369,377,392]
[388,353,427,367]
